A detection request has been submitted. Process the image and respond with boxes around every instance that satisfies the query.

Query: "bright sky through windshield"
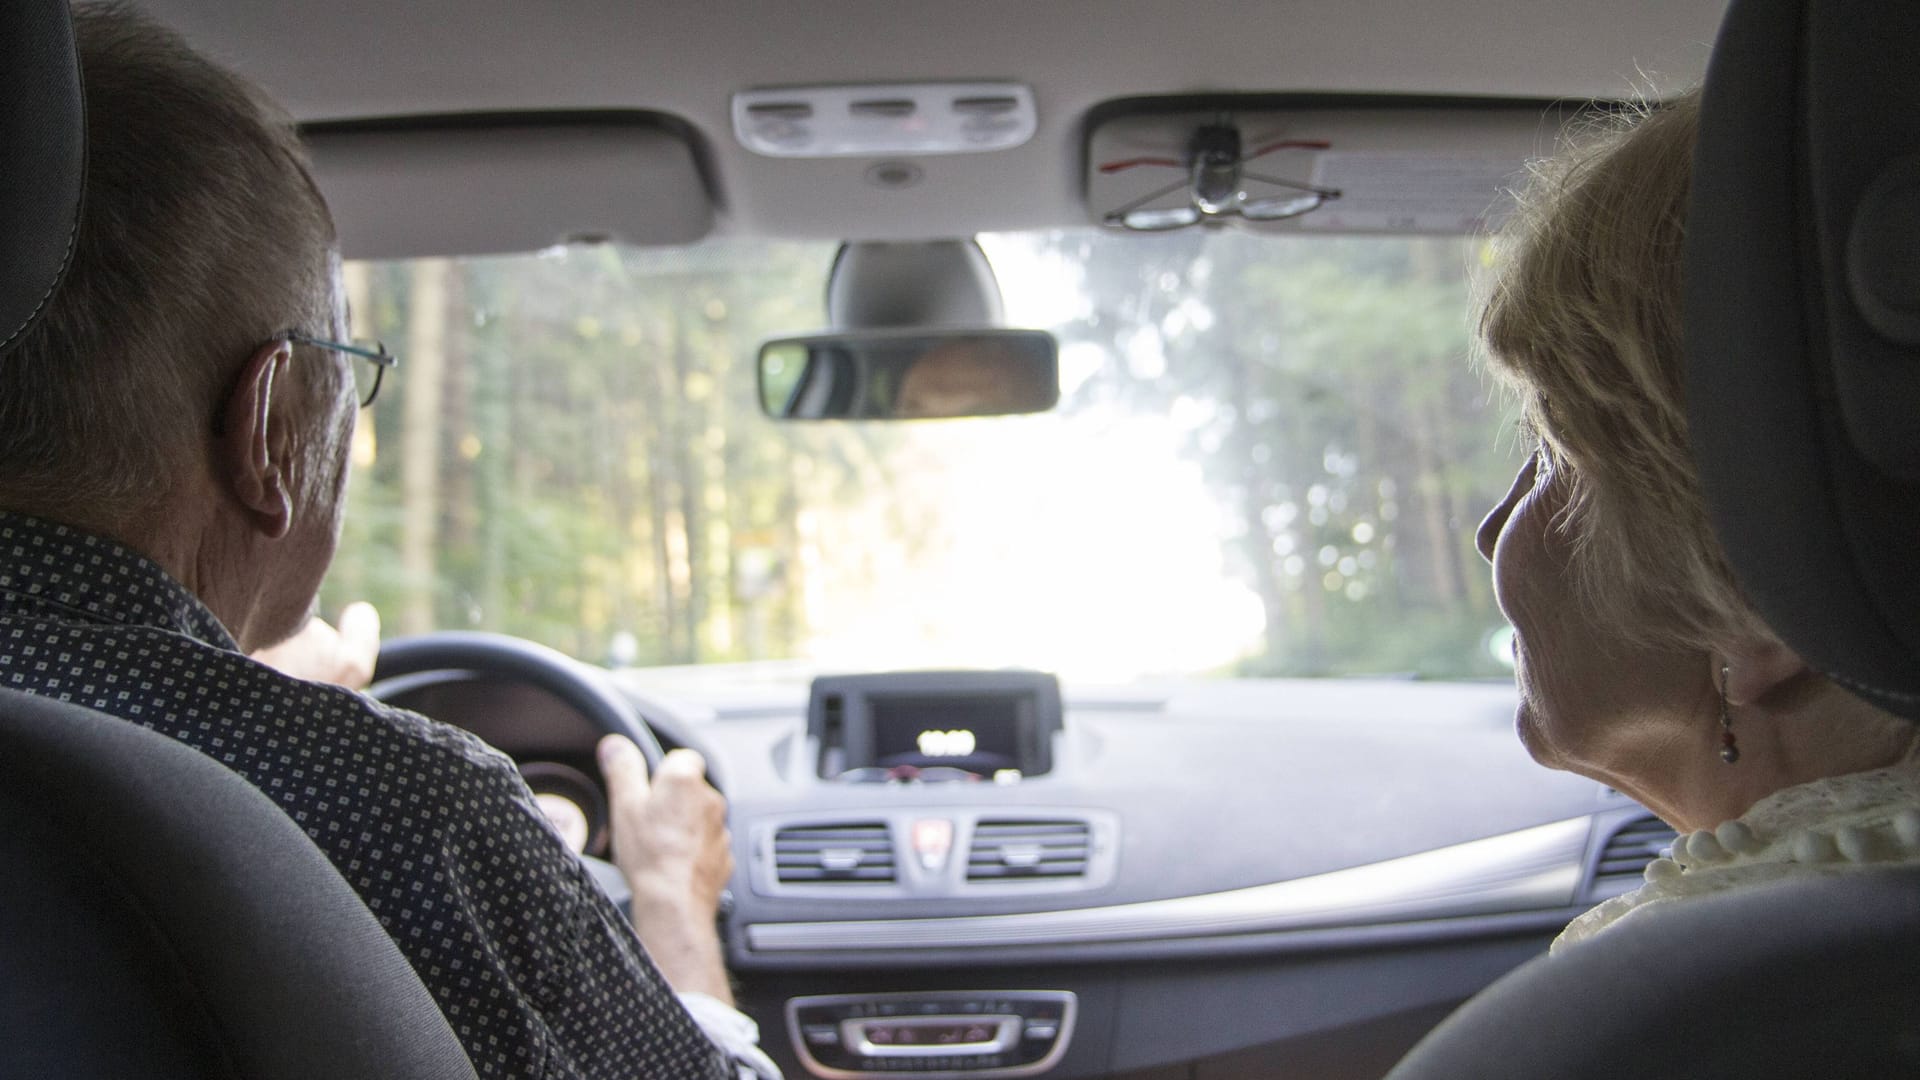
[797,410,1268,681]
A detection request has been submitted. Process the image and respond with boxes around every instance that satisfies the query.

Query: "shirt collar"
[0,511,239,650]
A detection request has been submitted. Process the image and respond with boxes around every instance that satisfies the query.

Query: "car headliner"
[138,0,1729,244]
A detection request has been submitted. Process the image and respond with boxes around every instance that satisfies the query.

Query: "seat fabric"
[0,686,477,1080]
[1386,866,1920,1079]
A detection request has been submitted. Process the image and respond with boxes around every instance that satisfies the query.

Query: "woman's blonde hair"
[1480,89,1772,653]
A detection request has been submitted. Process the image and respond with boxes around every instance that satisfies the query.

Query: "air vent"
[1596,815,1678,884]
[775,823,895,884]
[968,819,1091,882]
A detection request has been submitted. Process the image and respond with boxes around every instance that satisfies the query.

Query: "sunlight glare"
[805,410,1266,682]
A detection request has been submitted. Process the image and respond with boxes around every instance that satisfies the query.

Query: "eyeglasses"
[1099,127,1341,232]
[1103,173,1341,232]
[284,331,399,408]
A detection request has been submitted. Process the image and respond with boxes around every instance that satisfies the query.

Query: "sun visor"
[1085,98,1594,235]
[304,116,713,259]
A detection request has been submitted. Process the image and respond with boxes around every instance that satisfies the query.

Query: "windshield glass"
[325,230,1523,681]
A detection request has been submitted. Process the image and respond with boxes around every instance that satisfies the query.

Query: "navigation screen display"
[807,671,1061,780]
[869,695,1023,774]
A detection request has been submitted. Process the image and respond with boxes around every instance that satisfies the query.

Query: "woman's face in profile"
[1476,450,1697,778]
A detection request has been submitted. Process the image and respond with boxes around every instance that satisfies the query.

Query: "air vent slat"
[773,822,896,886]
[967,819,1093,883]
[966,863,1090,879]
[967,848,1088,862]
[773,866,897,882]
[971,823,1087,837]
[1595,815,1677,886]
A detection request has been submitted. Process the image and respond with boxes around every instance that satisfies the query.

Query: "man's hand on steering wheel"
[599,735,737,1004]
[251,601,382,690]
[270,613,736,1000]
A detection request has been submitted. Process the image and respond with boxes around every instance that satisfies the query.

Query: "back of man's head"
[0,1,335,527]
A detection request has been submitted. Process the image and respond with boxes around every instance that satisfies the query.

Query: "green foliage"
[1024,228,1524,678]
[322,240,911,664]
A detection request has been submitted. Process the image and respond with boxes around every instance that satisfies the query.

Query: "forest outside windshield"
[322,230,1525,682]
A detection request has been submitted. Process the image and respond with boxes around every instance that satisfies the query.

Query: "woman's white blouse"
[1555,759,1920,954]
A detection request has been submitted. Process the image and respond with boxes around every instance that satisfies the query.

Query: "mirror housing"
[826,240,1004,328]
[759,328,1059,421]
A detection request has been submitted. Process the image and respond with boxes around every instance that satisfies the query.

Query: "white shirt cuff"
[678,991,784,1080]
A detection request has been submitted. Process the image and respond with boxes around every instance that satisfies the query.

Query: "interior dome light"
[733,83,1036,158]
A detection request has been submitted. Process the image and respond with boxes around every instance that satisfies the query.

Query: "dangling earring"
[1718,664,1741,764]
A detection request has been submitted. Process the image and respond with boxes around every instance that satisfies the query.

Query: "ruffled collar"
[1554,758,1920,954]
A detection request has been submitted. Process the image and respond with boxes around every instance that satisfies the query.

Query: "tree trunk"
[671,305,706,663]
[399,259,449,635]
[1410,400,1467,608]
[333,261,376,602]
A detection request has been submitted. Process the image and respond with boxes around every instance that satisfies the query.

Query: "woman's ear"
[218,340,294,540]
[1722,637,1811,707]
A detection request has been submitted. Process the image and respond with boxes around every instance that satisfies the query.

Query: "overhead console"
[807,671,1062,782]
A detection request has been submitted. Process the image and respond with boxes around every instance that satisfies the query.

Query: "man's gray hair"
[0,2,336,524]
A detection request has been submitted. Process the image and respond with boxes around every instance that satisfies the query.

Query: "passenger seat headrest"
[1685,0,1920,719]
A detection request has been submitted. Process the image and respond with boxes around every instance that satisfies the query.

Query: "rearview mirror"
[758,329,1059,421]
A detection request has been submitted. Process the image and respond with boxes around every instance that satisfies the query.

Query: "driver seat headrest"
[0,0,86,359]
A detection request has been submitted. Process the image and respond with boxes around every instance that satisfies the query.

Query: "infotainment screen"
[806,671,1062,780]
[868,695,1026,773]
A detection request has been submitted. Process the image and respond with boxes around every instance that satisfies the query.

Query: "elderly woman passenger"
[1473,89,1920,950]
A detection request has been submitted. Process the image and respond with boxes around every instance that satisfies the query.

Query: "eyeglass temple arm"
[1103,176,1197,225]
[1243,138,1332,162]
[1240,171,1342,199]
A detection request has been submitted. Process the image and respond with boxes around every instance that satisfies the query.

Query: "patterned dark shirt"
[0,512,733,1080]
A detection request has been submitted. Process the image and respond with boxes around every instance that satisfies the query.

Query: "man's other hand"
[598,735,736,1002]
[251,601,382,690]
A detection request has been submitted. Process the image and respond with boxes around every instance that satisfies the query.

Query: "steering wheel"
[368,631,664,913]
[369,631,665,771]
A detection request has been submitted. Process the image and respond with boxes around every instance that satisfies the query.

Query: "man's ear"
[219,340,294,540]
[1722,637,1812,707]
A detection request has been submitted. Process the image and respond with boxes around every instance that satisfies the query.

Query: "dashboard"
[385,667,1673,1079]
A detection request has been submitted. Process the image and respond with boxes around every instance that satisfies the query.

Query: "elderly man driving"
[0,5,775,1077]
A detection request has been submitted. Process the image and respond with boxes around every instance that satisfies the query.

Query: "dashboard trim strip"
[745,816,1591,953]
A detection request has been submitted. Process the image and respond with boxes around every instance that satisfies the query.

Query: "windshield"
[324,230,1523,681]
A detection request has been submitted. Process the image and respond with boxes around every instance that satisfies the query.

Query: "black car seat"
[1387,0,1920,1075]
[0,0,83,353]
[0,688,478,1079]
[0,2,474,1076]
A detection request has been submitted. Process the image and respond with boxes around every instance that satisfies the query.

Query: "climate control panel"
[786,990,1076,1078]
